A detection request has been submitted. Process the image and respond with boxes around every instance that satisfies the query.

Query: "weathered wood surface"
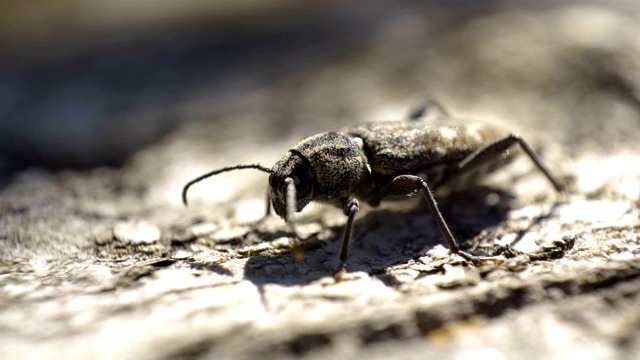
[1,2,640,359]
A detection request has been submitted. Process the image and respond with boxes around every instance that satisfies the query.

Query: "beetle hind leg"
[457,134,564,192]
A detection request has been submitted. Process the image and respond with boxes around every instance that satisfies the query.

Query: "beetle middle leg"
[369,175,482,264]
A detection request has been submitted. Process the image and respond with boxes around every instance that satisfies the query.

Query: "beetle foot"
[334,262,347,281]
[455,250,504,266]
[292,241,305,261]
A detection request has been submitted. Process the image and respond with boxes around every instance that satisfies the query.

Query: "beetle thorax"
[269,132,369,216]
[293,132,369,205]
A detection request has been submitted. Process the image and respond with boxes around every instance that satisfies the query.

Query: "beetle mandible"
[182,97,564,276]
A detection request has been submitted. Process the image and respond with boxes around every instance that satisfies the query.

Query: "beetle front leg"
[335,198,360,279]
[373,175,482,265]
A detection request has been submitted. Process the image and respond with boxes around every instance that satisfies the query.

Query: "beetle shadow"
[188,262,234,277]
[242,185,515,289]
[242,233,340,287]
[508,199,564,248]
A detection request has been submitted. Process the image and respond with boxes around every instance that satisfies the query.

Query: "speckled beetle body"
[345,119,515,204]
[182,98,563,277]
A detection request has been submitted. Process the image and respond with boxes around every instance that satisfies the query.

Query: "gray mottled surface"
[2,2,640,359]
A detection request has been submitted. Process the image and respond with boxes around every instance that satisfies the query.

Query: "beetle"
[182,97,563,277]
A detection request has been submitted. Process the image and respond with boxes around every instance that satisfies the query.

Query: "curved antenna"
[182,164,272,206]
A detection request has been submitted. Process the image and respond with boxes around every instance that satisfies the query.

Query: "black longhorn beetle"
[182,97,564,277]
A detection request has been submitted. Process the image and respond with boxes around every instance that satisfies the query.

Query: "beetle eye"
[293,173,312,198]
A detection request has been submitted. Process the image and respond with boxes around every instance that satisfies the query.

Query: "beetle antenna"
[182,164,272,206]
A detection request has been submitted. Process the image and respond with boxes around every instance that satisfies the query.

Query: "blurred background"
[1,0,639,187]
[2,3,640,358]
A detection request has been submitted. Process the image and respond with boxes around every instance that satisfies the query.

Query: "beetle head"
[268,152,315,219]
[268,132,369,219]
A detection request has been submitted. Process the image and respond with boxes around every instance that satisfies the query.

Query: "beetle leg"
[406,95,450,120]
[335,198,360,279]
[373,175,482,264]
[457,134,564,192]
